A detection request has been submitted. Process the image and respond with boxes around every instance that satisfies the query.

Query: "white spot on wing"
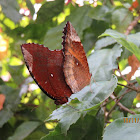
[45,81,47,84]
[51,74,53,77]
[76,62,79,65]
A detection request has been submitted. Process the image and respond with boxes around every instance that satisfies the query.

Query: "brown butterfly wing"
[62,22,91,93]
[21,43,72,105]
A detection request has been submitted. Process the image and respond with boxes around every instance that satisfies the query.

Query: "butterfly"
[21,21,91,105]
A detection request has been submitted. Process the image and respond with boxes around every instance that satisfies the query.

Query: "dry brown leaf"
[0,94,5,110]
[35,0,44,3]
[136,93,140,101]
[127,54,140,80]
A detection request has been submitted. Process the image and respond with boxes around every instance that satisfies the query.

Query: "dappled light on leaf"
[0,35,8,61]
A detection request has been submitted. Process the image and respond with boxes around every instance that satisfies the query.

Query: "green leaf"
[82,19,110,53]
[0,109,13,128]
[48,75,117,134]
[82,32,96,53]
[103,114,140,140]
[138,0,140,5]
[11,22,53,42]
[111,110,124,120]
[136,77,140,85]
[26,0,35,16]
[8,65,25,86]
[44,5,92,50]
[8,121,40,140]
[88,5,112,22]
[120,90,137,108]
[0,123,14,140]
[89,44,122,81]
[127,32,140,47]
[118,83,138,108]
[0,78,5,85]
[95,36,116,50]
[112,8,133,32]
[100,29,140,61]
[0,0,22,23]
[35,103,52,121]
[42,111,104,140]
[0,86,20,127]
[36,0,64,23]
[25,131,46,140]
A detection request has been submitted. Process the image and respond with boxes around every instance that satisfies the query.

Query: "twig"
[125,15,140,35]
[117,68,129,83]
[106,94,124,120]
[110,94,136,114]
[105,93,136,120]
[117,83,139,92]
[102,89,131,107]
[109,0,114,5]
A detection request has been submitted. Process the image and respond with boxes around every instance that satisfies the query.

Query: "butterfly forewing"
[62,22,91,93]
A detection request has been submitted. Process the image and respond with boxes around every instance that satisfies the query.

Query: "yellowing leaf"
[0,94,6,110]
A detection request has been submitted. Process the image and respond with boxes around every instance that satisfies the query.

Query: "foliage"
[0,0,140,140]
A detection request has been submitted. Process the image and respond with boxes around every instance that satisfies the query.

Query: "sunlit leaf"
[36,0,64,23]
[127,32,140,47]
[103,114,140,140]
[0,0,22,23]
[100,29,140,61]
[95,37,116,50]
[88,44,122,81]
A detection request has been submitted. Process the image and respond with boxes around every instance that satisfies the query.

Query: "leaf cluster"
[0,0,140,140]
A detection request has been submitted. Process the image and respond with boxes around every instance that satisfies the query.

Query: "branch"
[110,94,136,114]
[117,68,129,83]
[105,93,136,120]
[125,15,140,35]
[117,83,139,92]
[109,0,114,5]
[102,90,131,107]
